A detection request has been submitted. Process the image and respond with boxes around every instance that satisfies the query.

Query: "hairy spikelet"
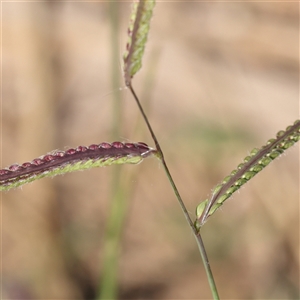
[0,142,154,191]
[195,120,300,229]
[123,0,156,86]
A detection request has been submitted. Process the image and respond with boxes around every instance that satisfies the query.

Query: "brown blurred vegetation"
[1,2,299,299]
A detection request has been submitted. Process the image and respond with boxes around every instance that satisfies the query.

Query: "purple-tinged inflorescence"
[0,142,154,188]
[32,158,43,166]
[99,142,112,149]
[65,148,76,155]
[76,146,88,152]
[88,144,98,151]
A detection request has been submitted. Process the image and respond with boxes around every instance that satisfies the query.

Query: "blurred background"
[1,2,299,299]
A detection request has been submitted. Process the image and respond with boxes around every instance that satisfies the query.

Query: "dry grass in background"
[1,2,299,299]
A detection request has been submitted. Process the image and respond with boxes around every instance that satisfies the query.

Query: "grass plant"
[1,1,299,299]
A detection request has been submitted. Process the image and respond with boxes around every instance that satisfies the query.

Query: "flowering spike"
[0,142,155,191]
[195,120,300,228]
[123,0,156,86]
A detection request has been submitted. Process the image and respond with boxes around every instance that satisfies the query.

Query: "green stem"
[129,83,219,300]
[110,4,122,139]
[98,2,123,299]
[196,232,220,300]
[99,174,126,300]
[129,84,195,232]
[128,84,160,151]
[159,155,196,232]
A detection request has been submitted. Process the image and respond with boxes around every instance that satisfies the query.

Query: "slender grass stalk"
[130,83,220,299]
[196,231,220,300]
[99,177,125,300]
[99,2,124,299]
[123,1,219,298]
[128,85,192,225]
[129,84,220,300]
